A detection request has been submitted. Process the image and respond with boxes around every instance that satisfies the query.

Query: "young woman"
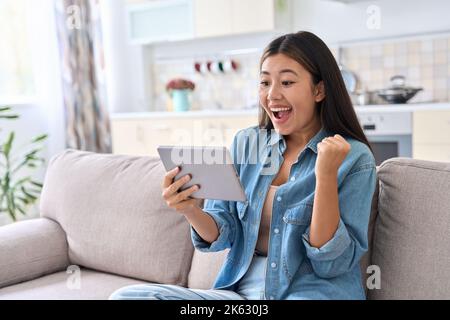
[110,31,377,300]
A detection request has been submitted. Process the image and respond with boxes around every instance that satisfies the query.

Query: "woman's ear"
[314,81,326,102]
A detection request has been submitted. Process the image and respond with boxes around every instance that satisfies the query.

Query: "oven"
[357,110,412,166]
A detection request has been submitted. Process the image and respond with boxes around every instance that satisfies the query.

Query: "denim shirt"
[191,125,377,300]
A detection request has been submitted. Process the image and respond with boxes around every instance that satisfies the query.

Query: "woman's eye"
[282,81,294,86]
[260,81,269,87]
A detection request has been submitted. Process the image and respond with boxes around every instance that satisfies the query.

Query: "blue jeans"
[109,255,267,300]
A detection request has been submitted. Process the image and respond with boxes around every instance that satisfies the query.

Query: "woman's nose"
[268,84,282,101]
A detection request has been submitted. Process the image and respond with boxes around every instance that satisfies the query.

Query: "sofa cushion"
[188,249,229,289]
[369,158,450,299]
[40,149,194,286]
[0,218,69,288]
[0,269,146,299]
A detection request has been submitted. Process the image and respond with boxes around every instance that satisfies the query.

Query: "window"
[0,0,35,102]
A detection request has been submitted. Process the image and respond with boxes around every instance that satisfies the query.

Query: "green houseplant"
[0,106,48,222]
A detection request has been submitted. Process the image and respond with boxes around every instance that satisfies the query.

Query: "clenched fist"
[315,134,351,180]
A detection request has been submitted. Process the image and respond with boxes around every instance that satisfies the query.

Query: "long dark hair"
[258,31,373,152]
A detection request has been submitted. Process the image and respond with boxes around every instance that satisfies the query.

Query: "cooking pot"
[376,75,422,104]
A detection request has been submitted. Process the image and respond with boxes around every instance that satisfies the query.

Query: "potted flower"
[166,78,195,112]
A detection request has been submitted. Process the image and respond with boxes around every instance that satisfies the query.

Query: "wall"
[0,0,66,223]
[293,0,450,45]
[100,0,148,113]
[340,33,450,103]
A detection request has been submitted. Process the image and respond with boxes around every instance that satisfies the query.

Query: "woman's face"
[259,53,325,136]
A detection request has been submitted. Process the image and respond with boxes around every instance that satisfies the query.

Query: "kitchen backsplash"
[151,49,262,112]
[150,33,450,111]
[340,33,450,103]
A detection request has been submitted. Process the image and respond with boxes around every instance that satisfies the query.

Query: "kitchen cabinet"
[193,0,232,38]
[111,113,258,157]
[413,110,450,162]
[194,0,279,38]
[112,104,450,161]
[126,0,194,44]
[127,0,291,44]
[231,0,277,35]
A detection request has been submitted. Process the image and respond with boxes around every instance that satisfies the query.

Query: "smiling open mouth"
[271,107,292,120]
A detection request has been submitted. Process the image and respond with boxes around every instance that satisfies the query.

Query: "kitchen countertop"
[110,102,450,120]
[110,108,259,119]
[354,102,450,113]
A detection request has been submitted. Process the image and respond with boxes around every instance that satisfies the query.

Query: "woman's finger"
[333,134,346,142]
[323,137,337,144]
[166,185,199,208]
[174,184,199,203]
[162,166,180,188]
[163,174,191,198]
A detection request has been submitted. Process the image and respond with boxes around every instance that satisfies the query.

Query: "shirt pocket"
[236,201,249,220]
[282,202,313,226]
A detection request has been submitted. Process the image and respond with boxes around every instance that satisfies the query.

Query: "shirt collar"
[267,126,330,154]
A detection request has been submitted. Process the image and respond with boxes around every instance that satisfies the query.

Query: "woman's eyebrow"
[260,69,299,76]
[279,69,298,76]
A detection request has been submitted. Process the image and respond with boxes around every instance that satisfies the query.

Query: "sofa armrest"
[0,218,69,289]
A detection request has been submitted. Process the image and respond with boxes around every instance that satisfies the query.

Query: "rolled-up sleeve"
[302,165,377,278]
[191,199,239,252]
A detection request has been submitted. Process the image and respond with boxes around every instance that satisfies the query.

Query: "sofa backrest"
[360,169,380,294]
[368,157,450,299]
[40,149,194,286]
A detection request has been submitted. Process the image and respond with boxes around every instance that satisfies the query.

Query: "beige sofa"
[0,149,449,299]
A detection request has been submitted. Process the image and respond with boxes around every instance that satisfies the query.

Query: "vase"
[171,89,191,112]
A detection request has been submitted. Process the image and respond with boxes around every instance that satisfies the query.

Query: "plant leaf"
[3,132,15,157]
[30,180,43,188]
[12,177,31,188]
[17,205,26,216]
[21,186,37,201]
[6,191,16,221]
[0,106,12,112]
[17,196,30,205]
[31,134,48,143]
[0,106,19,119]
[25,148,41,158]
[25,186,42,195]
[0,115,19,119]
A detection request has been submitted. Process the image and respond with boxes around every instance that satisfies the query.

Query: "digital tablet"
[157,145,247,202]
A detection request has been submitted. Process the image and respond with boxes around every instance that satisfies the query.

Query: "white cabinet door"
[194,0,279,38]
[413,145,450,163]
[231,0,275,35]
[193,0,232,38]
[201,115,259,147]
[413,110,450,162]
[111,114,259,156]
[127,0,194,44]
[111,118,194,156]
[413,110,450,145]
